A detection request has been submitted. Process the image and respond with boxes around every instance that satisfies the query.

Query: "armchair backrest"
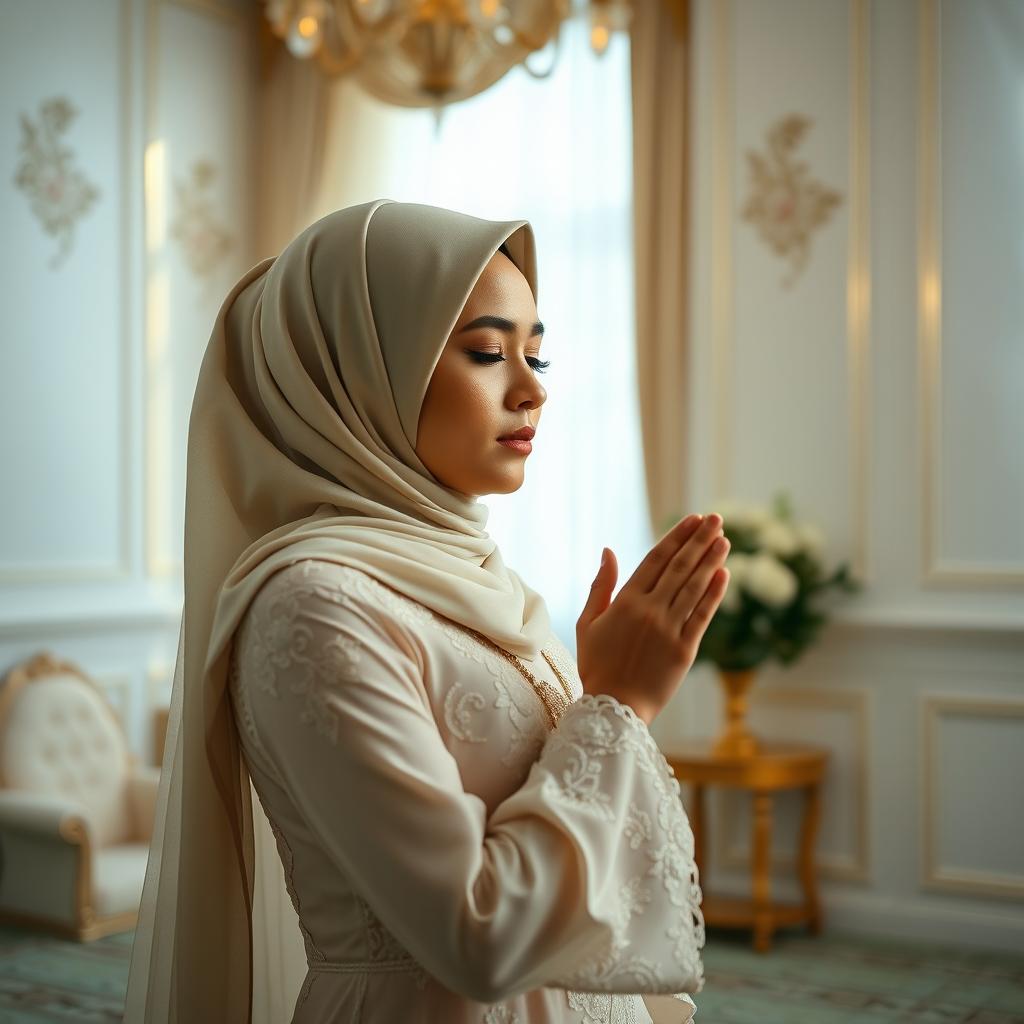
[0,652,134,846]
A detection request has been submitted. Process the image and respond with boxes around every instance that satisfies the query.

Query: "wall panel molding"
[0,0,134,584]
[710,0,734,505]
[847,0,871,586]
[917,0,1024,586]
[143,0,254,579]
[921,694,1024,899]
[710,0,872,585]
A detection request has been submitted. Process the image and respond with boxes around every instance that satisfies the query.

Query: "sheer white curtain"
[311,12,650,652]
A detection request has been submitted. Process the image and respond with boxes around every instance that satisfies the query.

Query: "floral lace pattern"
[549,695,705,996]
[352,891,429,990]
[232,562,375,745]
[431,620,571,767]
[227,636,267,761]
[567,991,640,1024]
[344,564,554,766]
[444,682,489,743]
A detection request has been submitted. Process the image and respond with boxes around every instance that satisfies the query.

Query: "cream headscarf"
[124,199,552,1021]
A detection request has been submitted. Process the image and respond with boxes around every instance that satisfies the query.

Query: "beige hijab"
[124,199,552,1021]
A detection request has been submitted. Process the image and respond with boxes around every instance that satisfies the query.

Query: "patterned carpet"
[0,924,1021,1023]
[695,927,1024,1024]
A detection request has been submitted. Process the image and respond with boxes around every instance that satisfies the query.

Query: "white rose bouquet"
[663,492,861,672]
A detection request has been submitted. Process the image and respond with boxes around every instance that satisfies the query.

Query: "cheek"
[435,368,497,435]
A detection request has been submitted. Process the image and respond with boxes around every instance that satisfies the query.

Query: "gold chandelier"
[263,0,632,111]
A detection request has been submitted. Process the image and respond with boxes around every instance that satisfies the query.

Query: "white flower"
[756,519,801,558]
[717,552,750,613]
[743,552,799,608]
[709,498,772,531]
[794,521,825,558]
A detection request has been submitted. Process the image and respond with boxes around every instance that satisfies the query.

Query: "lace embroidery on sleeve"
[233,561,379,746]
[547,694,705,996]
[228,636,267,759]
[567,992,641,1024]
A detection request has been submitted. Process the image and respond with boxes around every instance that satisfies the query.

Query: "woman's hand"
[575,514,731,725]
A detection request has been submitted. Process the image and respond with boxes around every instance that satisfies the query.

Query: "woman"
[125,199,730,1024]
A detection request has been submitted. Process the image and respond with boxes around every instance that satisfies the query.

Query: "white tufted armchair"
[0,651,159,941]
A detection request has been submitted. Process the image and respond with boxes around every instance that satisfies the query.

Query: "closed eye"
[467,351,550,373]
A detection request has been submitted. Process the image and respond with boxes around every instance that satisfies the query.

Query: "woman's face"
[415,249,547,497]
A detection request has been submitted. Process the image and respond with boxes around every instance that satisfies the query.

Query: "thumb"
[578,547,617,632]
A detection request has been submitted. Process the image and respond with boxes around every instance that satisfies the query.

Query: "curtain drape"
[254,22,330,258]
[630,0,692,540]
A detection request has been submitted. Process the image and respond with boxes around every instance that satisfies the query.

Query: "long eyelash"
[468,351,551,373]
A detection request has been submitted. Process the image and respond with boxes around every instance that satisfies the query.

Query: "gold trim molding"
[848,0,871,587]
[710,0,733,506]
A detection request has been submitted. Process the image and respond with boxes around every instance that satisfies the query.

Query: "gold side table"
[665,741,829,952]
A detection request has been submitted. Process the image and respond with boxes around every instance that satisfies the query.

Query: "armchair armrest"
[0,789,91,843]
[126,765,161,841]
[0,789,92,928]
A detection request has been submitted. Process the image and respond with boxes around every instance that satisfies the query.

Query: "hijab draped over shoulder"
[124,199,551,1022]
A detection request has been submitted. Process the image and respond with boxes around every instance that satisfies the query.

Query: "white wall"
[652,0,1024,953]
[0,0,257,765]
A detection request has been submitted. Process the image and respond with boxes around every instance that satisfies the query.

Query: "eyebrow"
[457,315,544,338]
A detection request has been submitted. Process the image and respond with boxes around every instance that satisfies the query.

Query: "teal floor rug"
[0,924,1020,1022]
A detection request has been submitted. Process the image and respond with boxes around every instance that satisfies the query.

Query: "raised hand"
[575,514,731,725]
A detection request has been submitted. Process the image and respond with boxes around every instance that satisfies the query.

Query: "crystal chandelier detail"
[263,0,632,115]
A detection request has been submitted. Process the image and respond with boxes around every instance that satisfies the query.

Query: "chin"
[492,477,525,495]
[468,470,526,497]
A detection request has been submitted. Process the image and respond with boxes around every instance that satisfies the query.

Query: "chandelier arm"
[519,24,564,80]
[310,0,402,78]
[337,0,409,40]
[315,43,364,77]
[470,2,565,81]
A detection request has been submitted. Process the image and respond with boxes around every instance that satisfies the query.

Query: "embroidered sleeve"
[239,560,703,1008]
[491,694,704,998]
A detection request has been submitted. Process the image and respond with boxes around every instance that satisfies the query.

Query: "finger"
[679,567,730,645]
[649,515,725,603]
[625,513,707,596]
[667,535,730,619]
[577,548,619,633]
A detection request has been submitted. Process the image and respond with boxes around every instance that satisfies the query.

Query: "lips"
[498,425,536,441]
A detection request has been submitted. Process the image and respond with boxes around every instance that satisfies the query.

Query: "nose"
[508,366,546,412]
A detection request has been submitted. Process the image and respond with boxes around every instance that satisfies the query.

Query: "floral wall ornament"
[169,159,233,279]
[13,96,100,270]
[740,114,842,288]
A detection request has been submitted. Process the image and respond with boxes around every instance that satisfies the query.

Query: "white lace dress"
[227,559,704,1024]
